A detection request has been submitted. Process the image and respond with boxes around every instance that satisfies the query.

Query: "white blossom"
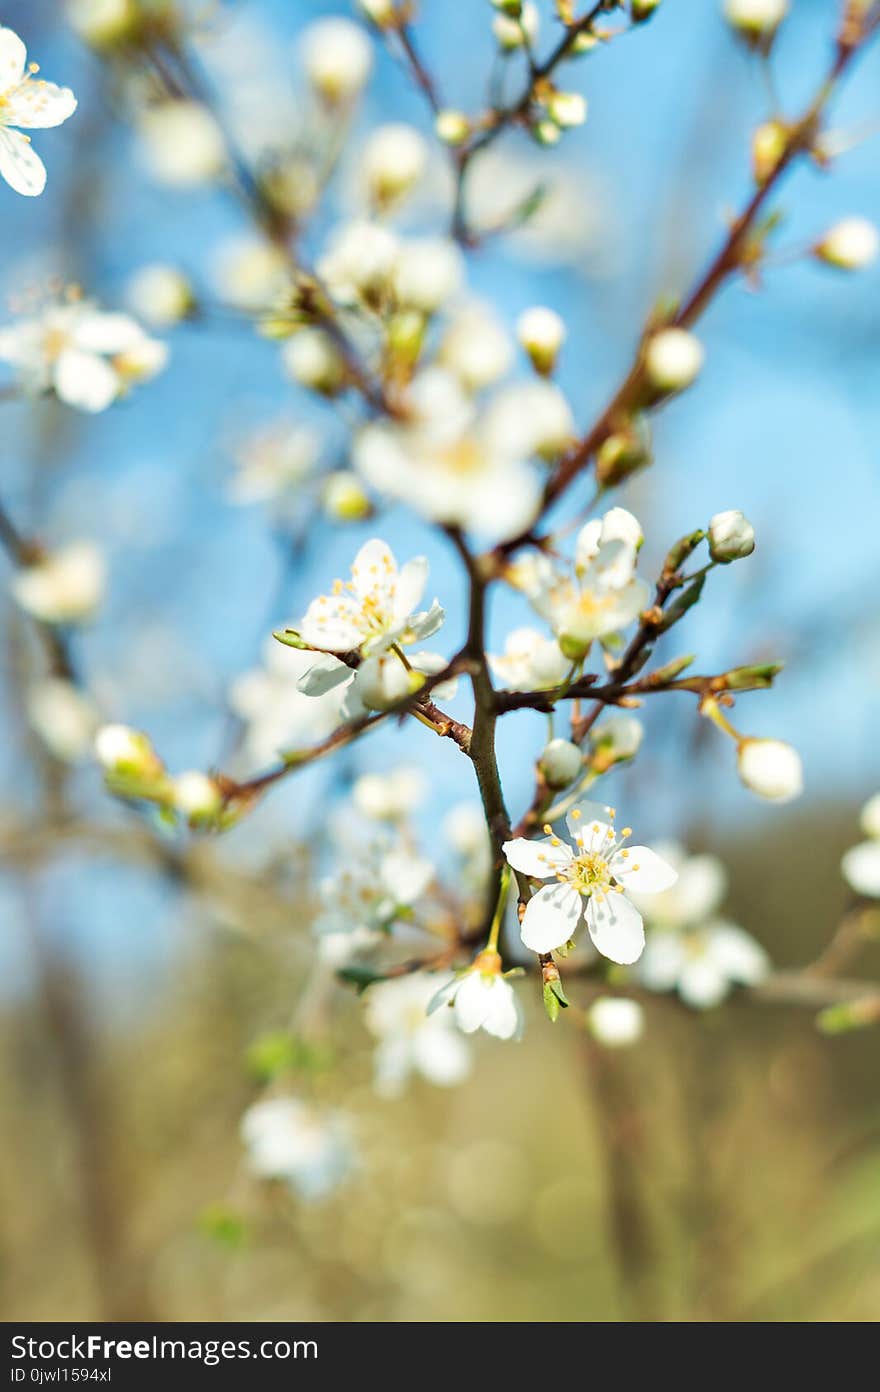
[172,771,222,821]
[644,327,704,394]
[281,328,345,393]
[352,766,426,821]
[229,639,348,769]
[488,627,570,692]
[299,538,443,659]
[540,738,583,789]
[516,305,566,374]
[439,303,513,392]
[362,123,428,207]
[354,368,542,541]
[317,219,399,306]
[138,102,225,187]
[527,508,649,659]
[483,379,575,460]
[393,238,464,313]
[588,996,645,1047]
[815,217,880,271]
[723,0,788,39]
[841,792,880,898]
[429,954,524,1040]
[590,714,645,765]
[212,236,291,310]
[11,542,105,623]
[640,919,769,1009]
[503,802,677,961]
[364,974,471,1096]
[0,298,167,412]
[628,842,727,929]
[26,678,99,763]
[301,17,372,104]
[708,509,756,563]
[492,2,539,49]
[241,1097,354,1201]
[0,26,76,197]
[737,737,803,802]
[229,421,319,505]
[315,837,433,942]
[126,264,194,327]
[545,92,588,130]
[94,723,162,778]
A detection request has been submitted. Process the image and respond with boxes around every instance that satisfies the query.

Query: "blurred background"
[1,0,879,1322]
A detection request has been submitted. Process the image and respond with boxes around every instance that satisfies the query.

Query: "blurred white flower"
[815,217,879,272]
[353,766,426,821]
[516,305,566,374]
[429,956,524,1041]
[126,264,194,327]
[11,542,105,624]
[489,626,569,691]
[67,0,138,47]
[483,379,574,460]
[640,920,769,1009]
[355,368,542,541]
[440,302,512,391]
[364,974,472,1096]
[26,678,99,762]
[589,714,644,765]
[229,421,319,505]
[301,17,372,104]
[629,842,727,929]
[841,793,880,898]
[393,238,464,313]
[0,25,76,197]
[492,2,539,49]
[94,723,163,779]
[540,738,583,789]
[737,737,803,803]
[212,236,291,310]
[588,996,645,1047]
[318,219,399,307]
[644,327,704,394]
[229,639,347,769]
[171,771,222,821]
[241,1097,355,1201]
[138,101,225,187]
[0,297,167,412]
[503,802,677,961]
[723,0,788,40]
[281,327,345,393]
[315,835,433,943]
[362,123,427,208]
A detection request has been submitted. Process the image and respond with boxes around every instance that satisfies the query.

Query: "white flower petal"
[350,537,397,603]
[453,972,495,1033]
[0,126,47,197]
[300,594,366,651]
[520,882,582,953]
[586,891,645,965]
[482,978,524,1040]
[406,598,445,642]
[0,27,27,91]
[678,958,729,1010]
[426,976,458,1017]
[611,846,678,894]
[295,654,352,696]
[841,841,880,898]
[502,836,572,879]
[411,1027,471,1087]
[53,347,119,411]
[4,79,77,129]
[638,932,687,990]
[393,555,428,620]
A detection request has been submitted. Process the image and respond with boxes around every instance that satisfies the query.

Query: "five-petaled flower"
[0,26,76,197]
[503,801,677,962]
[299,537,443,659]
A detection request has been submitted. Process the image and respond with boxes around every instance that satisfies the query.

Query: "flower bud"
[544,91,588,129]
[94,724,163,780]
[323,471,372,522]
[539,738,583,789]
[172,771,222,822]
[67,0,140,48]
[752,119,788,184]
[815,217,879,271]
[282,329,345,394]
[363,124,427,209]
[860,793,880,840]
[708,509,756,563]
[11,543,105,625]
[357,0,397,26]
[589,715,644,770]
[588,997,644,1047]
[493,3,539,50]
[737,737,803,802]
[644,327,704,394]
[301,17,372,104]
[724,0,788,47]
[127,264,194,327]
[435,110,470,146]
[516,306,566,374]
[357,655,422,711]
[138,102,225,188]
[596,423,651,486]
[631,0,662,18]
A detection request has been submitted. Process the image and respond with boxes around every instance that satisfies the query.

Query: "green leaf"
[272,628,311,649]
[721,662,784,691]
[663,529,705,574]
[659,573,705,631]
[337,965,391,995]
[199,1204,247,1249]
[543,981,561,1023]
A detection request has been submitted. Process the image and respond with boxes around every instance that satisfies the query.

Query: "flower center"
[565,851,613,897]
